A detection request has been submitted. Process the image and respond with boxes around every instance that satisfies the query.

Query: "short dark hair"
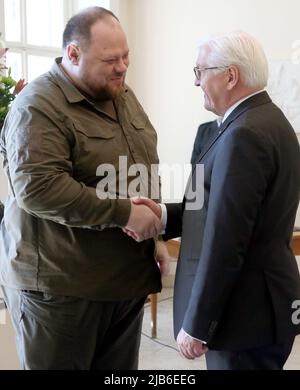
[62,7,119,50]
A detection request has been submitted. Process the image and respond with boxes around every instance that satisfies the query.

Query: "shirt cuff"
[160,203,167,234]
[183,328,207,344]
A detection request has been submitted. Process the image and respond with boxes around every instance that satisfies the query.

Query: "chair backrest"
[292,232,300,256]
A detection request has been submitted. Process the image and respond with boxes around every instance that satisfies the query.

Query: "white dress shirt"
[222,89,265,123]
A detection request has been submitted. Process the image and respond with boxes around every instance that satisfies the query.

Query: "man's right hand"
[131,197,162,218]
[124,200,163,242]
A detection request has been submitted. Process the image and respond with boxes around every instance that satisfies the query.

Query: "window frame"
[0,0,115,80]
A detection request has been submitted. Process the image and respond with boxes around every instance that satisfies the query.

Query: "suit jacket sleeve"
[182,126,275,343]
[163,203,183,241]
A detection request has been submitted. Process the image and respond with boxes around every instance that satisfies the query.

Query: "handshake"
[123,198,164,242]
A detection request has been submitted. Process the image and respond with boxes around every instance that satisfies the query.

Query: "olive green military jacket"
[0,58,161,300]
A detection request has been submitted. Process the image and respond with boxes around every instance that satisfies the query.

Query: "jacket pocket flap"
[131,116,148,130]
[74,122,115,139]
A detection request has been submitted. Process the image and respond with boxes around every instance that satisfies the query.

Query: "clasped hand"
[177,328,208,360]
[123,198,163,242]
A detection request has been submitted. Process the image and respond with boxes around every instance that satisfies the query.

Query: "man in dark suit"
[190,119,220,165]
[125,31,300,369]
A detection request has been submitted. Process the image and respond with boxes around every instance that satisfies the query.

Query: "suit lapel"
[194,91,272,165]
[182,92,272,211]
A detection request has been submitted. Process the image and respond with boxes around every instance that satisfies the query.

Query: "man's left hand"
[176,328,208,360]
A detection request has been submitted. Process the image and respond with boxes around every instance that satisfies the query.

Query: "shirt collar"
[50,57,128,119]
[222,89,265,123]
[216,116,223,126]
[50,57,87,104]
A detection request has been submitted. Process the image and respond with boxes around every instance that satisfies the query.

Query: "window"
[0,0,111,81]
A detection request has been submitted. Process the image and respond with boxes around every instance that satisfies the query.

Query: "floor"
[139,287,300,370]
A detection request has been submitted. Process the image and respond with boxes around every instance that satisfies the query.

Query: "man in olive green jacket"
[0,7,167,370]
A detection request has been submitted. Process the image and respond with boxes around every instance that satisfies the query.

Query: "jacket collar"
[218,91,271,134]
[49,57,129,120]
[195,91,272,164]
[50,58,86,104]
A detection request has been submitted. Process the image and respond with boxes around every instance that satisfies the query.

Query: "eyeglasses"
[193,66,229,80]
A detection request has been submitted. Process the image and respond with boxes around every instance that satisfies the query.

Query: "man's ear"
[226,65,239,90]
[67,44,81,65]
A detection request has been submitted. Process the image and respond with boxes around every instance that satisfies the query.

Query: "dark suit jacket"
[165,92,300,351]
[191,120,219,165]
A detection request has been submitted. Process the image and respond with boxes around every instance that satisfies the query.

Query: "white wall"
[117,0,300,219]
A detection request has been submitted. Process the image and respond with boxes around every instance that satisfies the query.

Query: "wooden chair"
[148,231,300,338]
[291,231,300,256]
[148,293,158,338]
[148,239,180,338]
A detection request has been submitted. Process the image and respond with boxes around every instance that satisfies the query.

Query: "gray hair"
[198,31,269,89]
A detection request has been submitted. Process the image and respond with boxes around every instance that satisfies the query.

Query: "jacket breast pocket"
[73,122,120,171]
[131,116,159,165]
[73,124,120,185]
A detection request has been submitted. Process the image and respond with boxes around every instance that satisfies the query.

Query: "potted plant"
[0,48,26,129]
